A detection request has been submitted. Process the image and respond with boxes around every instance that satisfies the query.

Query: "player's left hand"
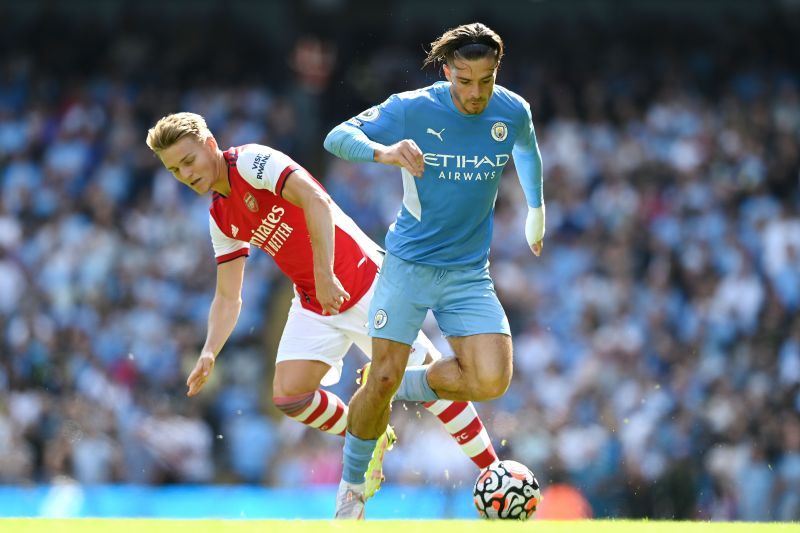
[525,205,545,257]
[316,273,351,316]
[186,352,216,397]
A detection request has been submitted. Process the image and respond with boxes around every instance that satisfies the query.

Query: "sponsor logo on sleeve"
[231,224,239,237]
[250,152,271,181]
[356,107,380,122]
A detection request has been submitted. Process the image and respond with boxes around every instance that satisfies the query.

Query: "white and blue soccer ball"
[473,459,541,520]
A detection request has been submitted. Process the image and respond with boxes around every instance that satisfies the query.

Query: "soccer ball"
[473,460,541,520]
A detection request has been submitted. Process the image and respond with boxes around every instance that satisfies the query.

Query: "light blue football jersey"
[347,81,537,268]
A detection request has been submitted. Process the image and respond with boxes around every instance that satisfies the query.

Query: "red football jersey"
[209,144,380,314]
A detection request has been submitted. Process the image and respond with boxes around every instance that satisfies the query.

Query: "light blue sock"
[394,366,439,402]
[342,431,377,484]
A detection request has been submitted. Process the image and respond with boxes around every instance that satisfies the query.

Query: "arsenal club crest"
[244,192,259,212]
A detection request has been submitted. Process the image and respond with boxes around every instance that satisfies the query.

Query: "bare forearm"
[304,194,336,279]
[201,296,242,357]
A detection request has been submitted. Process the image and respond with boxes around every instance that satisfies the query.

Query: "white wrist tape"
[525,205,545,246]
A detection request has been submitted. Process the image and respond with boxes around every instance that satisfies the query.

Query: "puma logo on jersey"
[231,224,239,238]
[426,127,445,141]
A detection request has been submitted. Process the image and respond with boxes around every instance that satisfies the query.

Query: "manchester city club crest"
[373,309,388,329]
[243,192,259,212]
[491,121,508,142]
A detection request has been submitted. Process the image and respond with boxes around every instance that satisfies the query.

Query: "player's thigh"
[352,331,436,366]
[433,265,511,339]
[447,333,513,383]
[367,253,433,347]
[273,359,332,397]
[350,319,436,366]
[276,297,353,387]
[410,330,442,364]
[318,277,432,373]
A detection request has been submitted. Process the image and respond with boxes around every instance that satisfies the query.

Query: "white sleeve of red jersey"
[209,215,249,264]
[236,144,301,196]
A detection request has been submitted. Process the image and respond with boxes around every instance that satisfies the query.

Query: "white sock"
[339,479,366,493]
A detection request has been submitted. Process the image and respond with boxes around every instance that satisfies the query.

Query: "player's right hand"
[374,139,424,177]
[186,352,216,397]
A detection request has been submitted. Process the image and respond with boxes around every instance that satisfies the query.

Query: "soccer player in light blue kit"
[324,23,545,518]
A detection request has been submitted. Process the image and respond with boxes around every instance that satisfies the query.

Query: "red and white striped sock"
[423,400,498,469]
[274,389,348,436]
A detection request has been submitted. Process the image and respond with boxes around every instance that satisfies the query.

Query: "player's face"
[159,136,220,195]
[443,56,498,115]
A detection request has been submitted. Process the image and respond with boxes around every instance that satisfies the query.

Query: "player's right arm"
[186,256,245,397]
[324,95,424,177]
[187,217,249,397]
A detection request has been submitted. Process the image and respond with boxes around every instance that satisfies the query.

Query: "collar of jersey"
[215,149,235,198]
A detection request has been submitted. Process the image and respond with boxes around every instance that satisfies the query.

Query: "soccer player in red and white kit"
[145,112,498,511]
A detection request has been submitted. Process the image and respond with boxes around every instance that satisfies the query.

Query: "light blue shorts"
[368,253,511,345]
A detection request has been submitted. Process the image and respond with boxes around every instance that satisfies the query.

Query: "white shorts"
[276,277,440,386]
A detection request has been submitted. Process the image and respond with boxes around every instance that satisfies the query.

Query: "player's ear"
[205,135,218,151]
[443,63,452,82]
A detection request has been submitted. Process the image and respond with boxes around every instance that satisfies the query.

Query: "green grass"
[0,520,797,533]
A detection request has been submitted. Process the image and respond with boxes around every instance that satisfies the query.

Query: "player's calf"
[361,362,498,470]
[423,400,498,469]
[273,389,348,436]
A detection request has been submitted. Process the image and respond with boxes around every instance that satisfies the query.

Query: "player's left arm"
[512,100,545,256]
[281,170,350,315]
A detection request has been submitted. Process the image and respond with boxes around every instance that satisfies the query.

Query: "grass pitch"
[0,520,797,532]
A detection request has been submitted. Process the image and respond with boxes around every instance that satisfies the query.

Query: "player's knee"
[272,374,316,399]
[484,377,511,400]
[468,382,505,401]
[367,368,402,397]
[273,390,315,419]
[472,370,511,401]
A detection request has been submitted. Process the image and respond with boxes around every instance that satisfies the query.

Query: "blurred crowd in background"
[0,0,798,521]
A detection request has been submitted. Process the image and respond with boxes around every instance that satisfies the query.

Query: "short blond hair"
[146,112,212,152]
